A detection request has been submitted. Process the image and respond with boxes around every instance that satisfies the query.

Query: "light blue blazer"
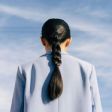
[10,50,103,112]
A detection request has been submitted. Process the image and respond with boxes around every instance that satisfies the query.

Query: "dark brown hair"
[41,18,71,100]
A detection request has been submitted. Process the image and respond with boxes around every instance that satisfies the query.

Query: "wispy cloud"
[0,88,11,112]
[72,6,112,19]
[0,4,112,38]
[0,4,46,22]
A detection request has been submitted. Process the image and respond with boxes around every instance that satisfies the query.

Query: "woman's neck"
[45,46,67,53]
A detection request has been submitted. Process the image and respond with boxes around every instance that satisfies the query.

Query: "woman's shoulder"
[67,53,94,75]
[18,56,41,74]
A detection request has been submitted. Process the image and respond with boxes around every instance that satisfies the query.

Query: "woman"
[10,18,102,112]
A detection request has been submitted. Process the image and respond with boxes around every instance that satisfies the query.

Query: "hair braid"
[52,33,62,66]
[48,32,63,100]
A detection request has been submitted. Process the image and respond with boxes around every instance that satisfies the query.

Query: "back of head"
[41,18,71,100]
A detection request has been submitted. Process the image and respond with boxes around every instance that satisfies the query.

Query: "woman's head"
[41,18,72,52]
[41,18,71,44]
[40,18,72,100]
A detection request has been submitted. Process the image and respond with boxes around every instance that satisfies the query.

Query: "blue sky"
[0,0,112,112]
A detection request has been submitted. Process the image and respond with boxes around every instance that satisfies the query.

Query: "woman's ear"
[65,38,72,47]
[41,37,46,46]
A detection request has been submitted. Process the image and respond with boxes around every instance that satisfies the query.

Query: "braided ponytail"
[48,32,63,100]
[41,18,71,101]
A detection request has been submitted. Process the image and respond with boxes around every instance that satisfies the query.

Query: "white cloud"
[0,87,11,112]
[73,6,112,19]
[0,3,112,38]
[74,42,109,58]
[0,4,47,22]
[88,10,111,18]
[66,16,112,38]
